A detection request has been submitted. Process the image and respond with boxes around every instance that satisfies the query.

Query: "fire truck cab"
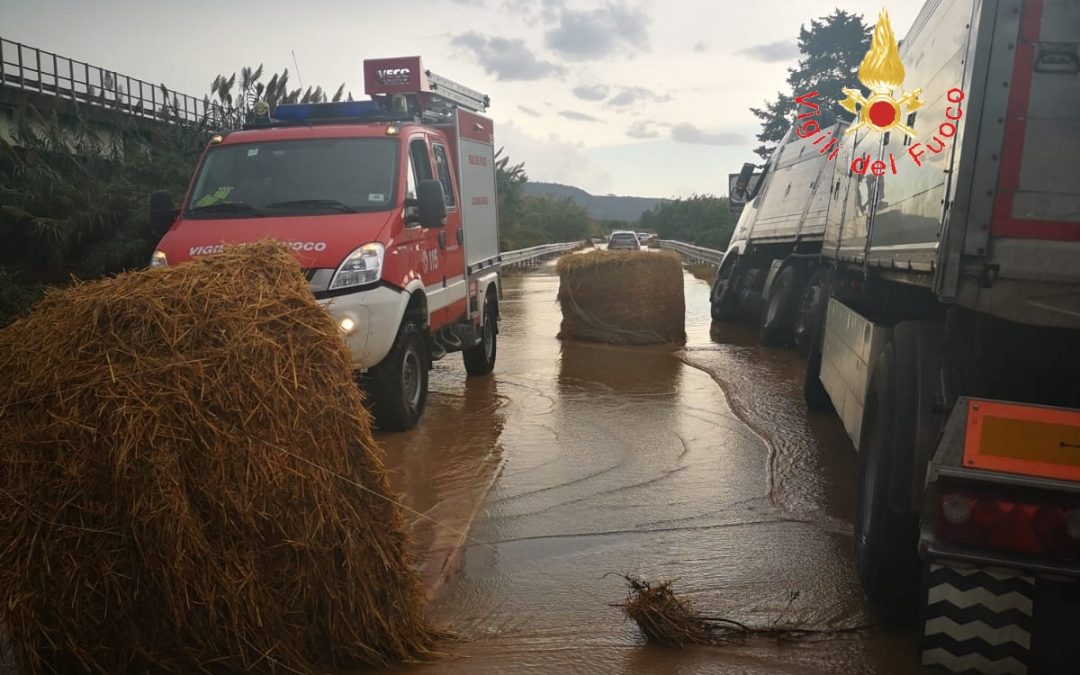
[149,57,501,431]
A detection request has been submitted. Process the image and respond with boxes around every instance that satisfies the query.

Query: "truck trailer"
[149,57,501,431]
[714,1,1080,672]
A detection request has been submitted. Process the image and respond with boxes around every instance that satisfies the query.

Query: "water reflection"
[557,340,682,400]
[380,376,507,590]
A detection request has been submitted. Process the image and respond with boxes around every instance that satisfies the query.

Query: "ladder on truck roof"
[424,70,488,114]
[363,56,489,123]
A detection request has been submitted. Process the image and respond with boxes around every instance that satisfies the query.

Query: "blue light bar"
[271,100,385,122]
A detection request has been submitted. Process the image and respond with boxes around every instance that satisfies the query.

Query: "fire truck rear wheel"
[366,321,428,431]
[855,341,919,608]
[463,295,497,376]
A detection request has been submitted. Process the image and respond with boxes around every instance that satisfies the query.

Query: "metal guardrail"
[657,239,726,266]
[469,241,584,275]
[500,241,584,266]
[0,37,225,125]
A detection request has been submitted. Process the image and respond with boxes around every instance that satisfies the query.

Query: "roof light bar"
[272,100,385,122]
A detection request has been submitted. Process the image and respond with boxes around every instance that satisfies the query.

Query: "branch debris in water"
[616,575,873,647]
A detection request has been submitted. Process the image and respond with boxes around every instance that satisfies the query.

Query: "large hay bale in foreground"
[0,242,437,674]
[557,250,685,344]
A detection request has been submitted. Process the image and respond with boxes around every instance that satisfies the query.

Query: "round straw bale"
[557,250,685,345]
[0,241,437,674]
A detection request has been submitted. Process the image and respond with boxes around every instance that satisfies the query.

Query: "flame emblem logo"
[840,10,923,136]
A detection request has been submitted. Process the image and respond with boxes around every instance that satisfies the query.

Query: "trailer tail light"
[936,492,1080,559]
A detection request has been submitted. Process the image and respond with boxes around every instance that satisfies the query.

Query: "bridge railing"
[0,37,224,125]
[657,240,726,266]
[500,241,584,267]
[468,241,585,275]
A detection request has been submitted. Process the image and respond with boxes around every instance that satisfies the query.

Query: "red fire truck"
[148,57,502,431]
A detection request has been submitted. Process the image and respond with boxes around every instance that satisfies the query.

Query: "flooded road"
[377,256,928,674]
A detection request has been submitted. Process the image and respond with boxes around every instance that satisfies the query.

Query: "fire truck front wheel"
[365,321,428,431]
[463,295,497,376]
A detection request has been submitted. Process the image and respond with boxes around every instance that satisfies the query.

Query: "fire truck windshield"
[186,137,399,218]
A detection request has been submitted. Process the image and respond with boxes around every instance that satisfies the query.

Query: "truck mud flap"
[921,562,1034,674]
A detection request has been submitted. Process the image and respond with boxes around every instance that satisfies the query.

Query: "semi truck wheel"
[759,265,801,346]
[855,341,920,605]
[793,268,830,354]
[710,261,739,322]
[366,321,428,431]
[463,296,497,376]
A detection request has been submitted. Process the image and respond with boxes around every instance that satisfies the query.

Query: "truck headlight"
[329,243,384,290]
[150,250,168,268]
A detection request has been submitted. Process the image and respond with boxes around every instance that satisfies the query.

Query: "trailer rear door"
[955,0,1080,289]
[990,0,1080,245]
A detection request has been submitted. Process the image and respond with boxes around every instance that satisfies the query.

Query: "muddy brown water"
[376,257,928,674]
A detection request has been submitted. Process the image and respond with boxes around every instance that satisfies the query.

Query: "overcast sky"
[3,0,919,198]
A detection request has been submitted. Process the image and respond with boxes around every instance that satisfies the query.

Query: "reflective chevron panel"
[921,563,1034,674]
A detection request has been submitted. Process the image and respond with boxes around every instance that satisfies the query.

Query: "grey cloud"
[626,121,658,139]
[544,1,649,60]
[670,123,744,146]
[559,110,600,122]
[502,0,564,27]
[608,86,670,108]
[736,39,800,63]
[451,31,563,80]
[693,41,707,53]
[518,105,542,117]
[572,84,609,101]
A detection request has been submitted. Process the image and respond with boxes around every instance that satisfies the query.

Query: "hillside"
[522,182,664,223]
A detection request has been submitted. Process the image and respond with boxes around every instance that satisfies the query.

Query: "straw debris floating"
[0,241,438,674]
[617,575,873,647]
[557,250,685,345]
[618,576,714,647]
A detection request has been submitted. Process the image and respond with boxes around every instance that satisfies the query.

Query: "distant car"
[636,232,655,246]
[607,230,641,251]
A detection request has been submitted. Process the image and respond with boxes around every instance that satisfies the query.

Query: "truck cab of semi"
[148,57,502,431]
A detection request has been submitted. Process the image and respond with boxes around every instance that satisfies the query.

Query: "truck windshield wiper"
[187,201,264,217]
[264,199,357,213]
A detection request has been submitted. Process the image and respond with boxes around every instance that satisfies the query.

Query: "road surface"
[377,255,928,674]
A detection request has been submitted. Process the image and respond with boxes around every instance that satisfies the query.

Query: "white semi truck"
[714,1,1080,672]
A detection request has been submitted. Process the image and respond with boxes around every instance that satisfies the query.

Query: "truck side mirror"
[417,179,447,228]
[149,190,179,231]
[735,162,756,194]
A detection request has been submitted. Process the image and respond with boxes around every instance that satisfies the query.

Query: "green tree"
[494,150,596,250]
[494,148,526,231]
[638,195,736,250]
[750,9,870,159]
[0,101,210,324]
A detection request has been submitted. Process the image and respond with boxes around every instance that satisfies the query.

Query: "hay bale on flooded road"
[0,242,438,674]
[557,250,685,345]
